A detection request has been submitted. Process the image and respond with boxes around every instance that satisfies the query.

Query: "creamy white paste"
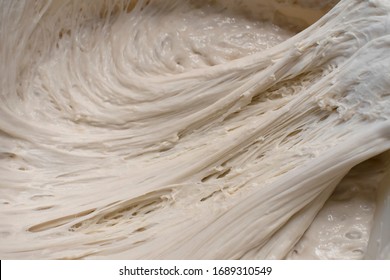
[0,0,390,259]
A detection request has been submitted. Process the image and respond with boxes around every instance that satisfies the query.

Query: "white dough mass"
[1,0,390,259]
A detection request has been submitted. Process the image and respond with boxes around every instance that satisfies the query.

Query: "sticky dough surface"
[1,0,390,259]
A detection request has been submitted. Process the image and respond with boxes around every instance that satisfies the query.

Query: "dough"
[0,0,389,259]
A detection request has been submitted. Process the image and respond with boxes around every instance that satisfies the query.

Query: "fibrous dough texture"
[1,0,390,259]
